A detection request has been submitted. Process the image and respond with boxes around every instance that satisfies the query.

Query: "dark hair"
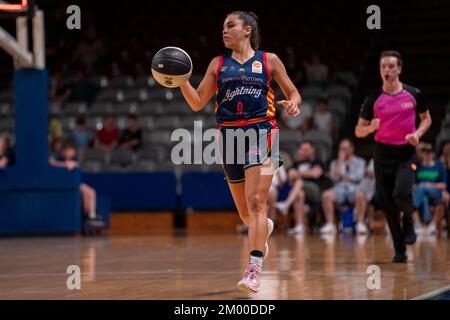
[228,11,261,49]
[380,50,403,67]
[76,116,86,125]
[300,140,316,150]
[62,140,75,151]
[127,113,138,120]
[340,138,354,147]
[318,97,328,105]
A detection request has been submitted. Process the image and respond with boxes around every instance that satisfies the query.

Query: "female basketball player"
[355,50,432,263]
[180,11,301,292]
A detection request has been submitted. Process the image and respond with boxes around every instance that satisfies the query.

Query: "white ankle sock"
[250,255,263,268]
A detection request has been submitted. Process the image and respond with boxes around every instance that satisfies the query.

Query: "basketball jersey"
[215,50,276,124]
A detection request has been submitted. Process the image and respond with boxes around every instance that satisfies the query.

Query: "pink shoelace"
[245,264,260,281]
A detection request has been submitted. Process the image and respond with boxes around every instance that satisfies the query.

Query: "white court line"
[410,284,450,300]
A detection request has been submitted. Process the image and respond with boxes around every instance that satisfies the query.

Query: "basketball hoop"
[0,0,44,69]
[0,0,28,12]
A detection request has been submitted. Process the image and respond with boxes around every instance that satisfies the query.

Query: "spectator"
[354,159,375,235]
[303,52,329,85]
[70,116,93,151]
[68,70,99,104]
[313,97,335,136]
[0,136,15,168]
[285,46,306,88]
[49,141,104,227]
[48,116,63,155]
[119,114,143,151]
[439,140,450,169]
[94,115,120,151]
[276,141,324,235]
[48,71,71,103]
[320,139,366,234]
[413,143,447,235]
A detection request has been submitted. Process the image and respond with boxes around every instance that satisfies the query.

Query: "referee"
[355,50,432,263]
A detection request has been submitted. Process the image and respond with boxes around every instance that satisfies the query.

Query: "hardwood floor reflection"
[0,232,448,299]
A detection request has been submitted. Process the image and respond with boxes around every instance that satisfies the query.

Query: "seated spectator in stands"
[48,116,63,155]
[313,98,335,136]
[267,164,288,228]
[0,136,15,168]
[50,141,104,227]
[281,100,313,132]
[119,114,143,151]
[285,46,306,88]
[68,70,99,105]
[70,116,93,151]
[303,52,329,85]
[439,140,450,166]
[354,159,375,235]
[438,140,450,233]
[320,139,366,234]
[276,141,324,235]
[48,71,71,103]
[94,115,120,151]
[413,143,447,235]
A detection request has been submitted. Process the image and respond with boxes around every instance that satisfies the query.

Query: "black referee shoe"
[404,217,417,245]
[392,251,408,263]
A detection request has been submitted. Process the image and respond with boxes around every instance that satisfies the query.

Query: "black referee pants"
[374,143,416,254]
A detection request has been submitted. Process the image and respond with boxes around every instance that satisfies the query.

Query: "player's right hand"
[369,118,380,132]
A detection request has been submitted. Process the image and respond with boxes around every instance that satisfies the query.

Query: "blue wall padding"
[181,171,236,209]
[14,69,49,171]
[81,172,177,210]
[0,166,81,191]
[0,70,82,235]
[0,190,81,234]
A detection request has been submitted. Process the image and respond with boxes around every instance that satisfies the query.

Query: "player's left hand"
[278,100,300,117]
[405,132,420,146]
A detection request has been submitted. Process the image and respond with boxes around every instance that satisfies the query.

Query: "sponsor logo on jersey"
[401,102,414,109]
[220,76,264,85]
[221,86,262,103]
[239,68,246,72]
[221,66,228,72]
[252,61,262,74]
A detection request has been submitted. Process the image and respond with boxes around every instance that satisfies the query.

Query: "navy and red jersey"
[214,50,276,125]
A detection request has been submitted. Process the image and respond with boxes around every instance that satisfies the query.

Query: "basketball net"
[0,1,45,69]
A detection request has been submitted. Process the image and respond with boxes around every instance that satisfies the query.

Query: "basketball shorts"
[218,120,283,183]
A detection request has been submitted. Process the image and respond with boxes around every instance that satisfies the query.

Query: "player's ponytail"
[229,11,261,49]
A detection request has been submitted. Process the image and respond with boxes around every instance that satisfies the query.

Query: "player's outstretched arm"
[180,57,219,112]
[268,53,301,117]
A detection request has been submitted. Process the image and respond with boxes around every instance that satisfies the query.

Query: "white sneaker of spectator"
[425,223,436,236]
[319,222,337,234]
[356,222,368,235]
[287,224,304,235]
[414,222,424,235]
[275,202,289,215]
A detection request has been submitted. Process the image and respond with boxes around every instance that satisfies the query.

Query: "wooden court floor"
[0,232,449,300]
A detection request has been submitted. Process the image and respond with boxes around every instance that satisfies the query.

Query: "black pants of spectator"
[374,143,416,254]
